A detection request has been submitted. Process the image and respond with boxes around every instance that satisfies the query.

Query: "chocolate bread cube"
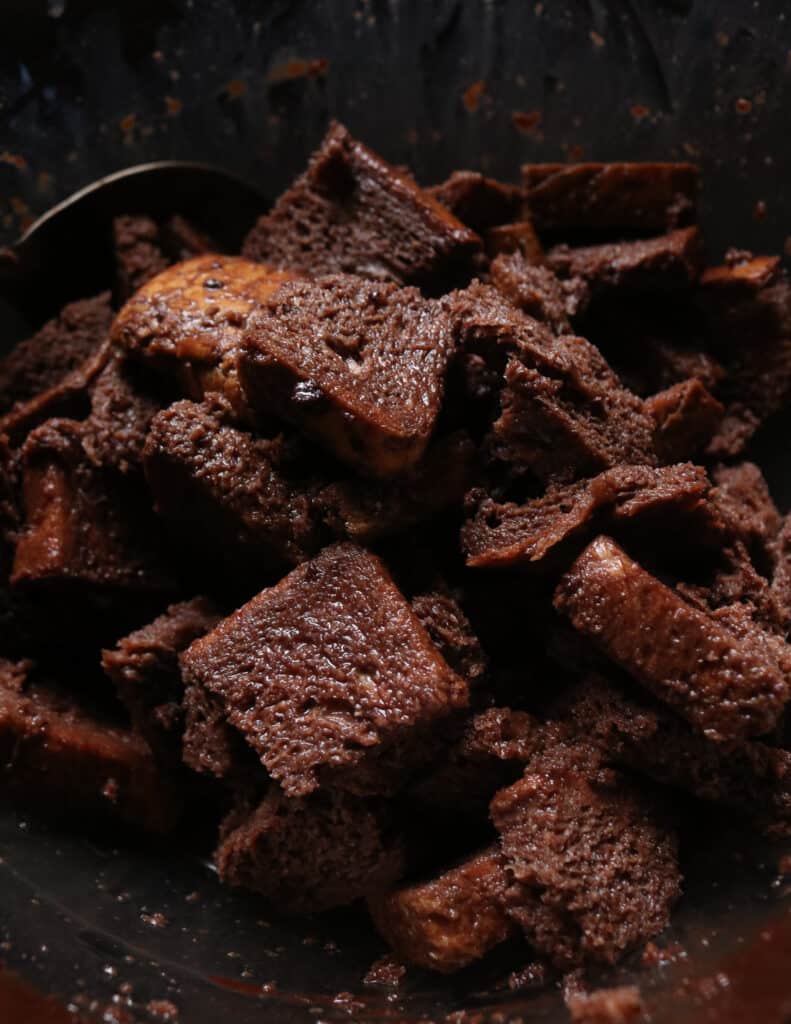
[410,590,488,686]
[485,221,545,265]
[646,379,724,463]
[488,254,588,333]
[143,397,323,574]
[0,293,113,417]
[462,463,714,570]
[242,122,480,288]
[491,755,681,968]
[102,598,220,762]
[0,663,179,833]
[522,162,698,231]
[368,846,515,973]
[113,213,211,302]
[239,274,456,478]
[12,418,173,594]
[554,536,788,741]
[427,170,524,233]
[216,789,404,913]
[711,462,781,564]
[112,254,296,416]
[180,543,469,796]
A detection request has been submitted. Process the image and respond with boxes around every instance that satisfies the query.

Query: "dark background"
[1,0,790,258]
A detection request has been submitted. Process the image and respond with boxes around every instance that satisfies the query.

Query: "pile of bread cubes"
[2,121,791,980]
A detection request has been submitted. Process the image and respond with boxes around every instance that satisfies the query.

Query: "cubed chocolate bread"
[491,754,681,968]
[711,462,781,564]
[112,254,296,415]
[368,846,515,973]
[488,254,588,333]
[102,598,220,762]
[485,221,545,265]
[522,162,698,231]
[239,274,456,478]
[242,122,480,288]
[646,379,724,463]
[554,536,788,741]
[216,788,404,913]
[12,418,173,594]
[547,227,704,296]
[181,678,252,782]
[427,170,524,233]
[113,213,212,302]
[0,663,179,832]
[180,543,469,797]
[143,397,323,574]
[0,293,113,417]
[463,463,713,571]
[411,590,488,686]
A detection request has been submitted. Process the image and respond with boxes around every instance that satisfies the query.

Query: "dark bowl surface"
[2,2,791,1021]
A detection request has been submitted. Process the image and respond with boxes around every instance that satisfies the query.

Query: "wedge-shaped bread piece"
[368,846,515,973]
[143,397,323,574]
[488,254,587,333]
[554,536,788,741]
[0,661,178,832]
[547,226,704,295]
[180,543,469,796]
[491,752,680,968]
[112,254,296,415]
[427,170,523,233]
[12,418,173,594]
[242,122,480,287]
[522,162,698,231]
[239,274,456,478]
[463,463,714,570]
[216,789,404,914]
[646,378,724,463]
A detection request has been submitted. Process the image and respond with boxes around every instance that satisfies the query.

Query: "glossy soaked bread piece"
[239,274,456,478]
[0,293,113,417]
[0,662,178,832]
[491,752,681,968]
[488,254,588,333]
[452,283,654,481]
[368,846,515,973]
[646,378,724,463]
[522,162,698,231]
[410,591,488,686]
[427,170,523,233]
[102,598,220,762]
[143,397,323,573]
[216,789,404,913]
[554,536,788,741]
[112,254,296,415]
[180,543,468,797]
[557,675,791,837]
[12,418,173,594]
[485,220,545,264]
[462,463,713,570]
[547,227,704,295]
[242,122,480,287]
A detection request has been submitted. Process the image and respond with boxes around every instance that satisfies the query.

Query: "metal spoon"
[0,161,267,328]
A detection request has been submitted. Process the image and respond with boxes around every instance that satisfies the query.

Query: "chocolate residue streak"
[630,104,651,121]
[512,110,542,135]
[784,236,791,259]
[146,1000,179,1021]
[753,200,768,222]
[462,80,486,113]
[0,968,76,1023]
[164,96,183,116]
[223,79,247,100]
[267,59,329,85]
[590,30,605,48]
[0,152,27,171]
[735,97,753,115]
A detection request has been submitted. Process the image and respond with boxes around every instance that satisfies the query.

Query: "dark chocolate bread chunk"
[113,213,212,302]
[522,162,698,231]
[462,463,714,571]
[485,221,545,265]
[216,788,404,913]
[547,227,704,296]
[491,753,680,968]
[554,536,788,741]
[771,514,791,635]
[112,254,296,416]
[240,274,456,478]
[12,417,174,595]
[368,846,515,973]
[0,665,179,832]
[488,254,588,333]
[556,674,791,837]
[181,679,252,782]
[646,379,724,463]
[451,283,654,481]
[427,170,523,233]
[102,598,220,762]
[0,293,113,417]
[180,543,469,797]
[242,122,480,288]
[143,397,323,574]
[411,590,488,686]
[711,462,781,565]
